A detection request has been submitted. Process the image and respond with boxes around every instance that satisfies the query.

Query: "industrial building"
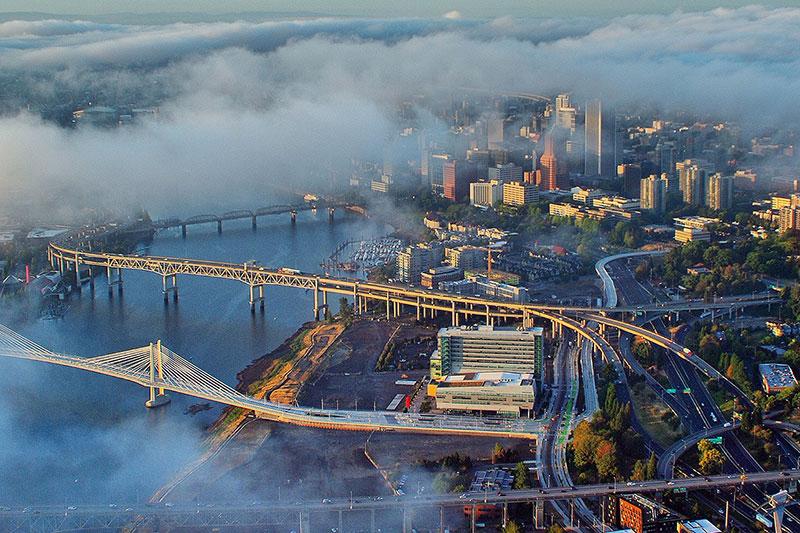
[429,325,544,379]
[428,371,536,416]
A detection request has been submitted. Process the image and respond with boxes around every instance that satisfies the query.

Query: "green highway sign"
[683,388,692,394]
[708,437,723,444]
[666,388,677,394]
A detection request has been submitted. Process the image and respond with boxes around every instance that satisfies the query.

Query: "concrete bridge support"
[181,224,187,239]
[162,274,178,303]
[328,207,335,223]
[291,210,297,224]
[145,341,170,408]
[249,284,265,313]
[251,216,257,231]
[107,265,123,294]
[217,220,222,234]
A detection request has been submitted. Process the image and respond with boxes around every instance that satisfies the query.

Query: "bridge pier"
[145,341,170,408]
[328,207,335,223]
[385,295,391,320]
[181,224,187,238]
[371,508,377,532]
[291,210,297,224]
[249,284,266,313]
[162,274,178,303]
[417,297,421,321]
[217,220,222,234]
[107,266,123,294]
[251,216,257,231]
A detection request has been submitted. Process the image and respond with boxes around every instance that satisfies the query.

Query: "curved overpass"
[657,423,740,478]
[595,250,667,308]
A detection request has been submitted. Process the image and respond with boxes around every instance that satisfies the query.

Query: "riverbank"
[150,319,347,502]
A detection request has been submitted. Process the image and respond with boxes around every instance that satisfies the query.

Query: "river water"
[0,210,390,505]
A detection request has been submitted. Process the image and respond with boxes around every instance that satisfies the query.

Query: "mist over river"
[0,210,390,505]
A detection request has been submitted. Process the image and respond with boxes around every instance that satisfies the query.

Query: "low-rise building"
[429,371,535,416]
[677,520,721,533]
[440,276,529,303]
[420,266,462,288]
[592,195,641,211]
[759,363,798,394]
[674,216,719,243]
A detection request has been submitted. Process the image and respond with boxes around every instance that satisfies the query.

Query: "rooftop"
[679,519,722,533]
[440,371,534,388]
[759,363,798,389]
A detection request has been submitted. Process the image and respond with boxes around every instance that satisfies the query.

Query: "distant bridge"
[152,201,354,237]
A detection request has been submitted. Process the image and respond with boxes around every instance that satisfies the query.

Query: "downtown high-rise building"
[443,159,479,202]
[617,163,642,198]
[539,133,560,191]
[555,94,577,134]
[640,174,668,214]
[584,99,603,177]
[677,159,713,206]
[706,173,734,211]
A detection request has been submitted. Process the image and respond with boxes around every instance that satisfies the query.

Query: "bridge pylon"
[145,340,170,408]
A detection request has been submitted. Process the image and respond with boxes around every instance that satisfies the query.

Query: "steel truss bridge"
[47,243,778,319]
[4,471,799,533]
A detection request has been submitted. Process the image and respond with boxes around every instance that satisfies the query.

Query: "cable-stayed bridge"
[0,324,540,439]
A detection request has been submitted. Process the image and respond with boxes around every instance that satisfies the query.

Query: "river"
[0,210,391,505]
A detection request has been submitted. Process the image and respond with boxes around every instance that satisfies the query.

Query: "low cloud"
[0,6,798,217]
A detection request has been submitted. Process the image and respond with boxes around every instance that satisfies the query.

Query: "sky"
[3,0,800,19]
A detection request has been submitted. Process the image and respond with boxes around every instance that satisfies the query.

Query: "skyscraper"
[584,99,602,176]
[443,159,479,202]
[555,94,576,134]
[539,134,559,191]
[677,159,712,206]
[640,174,668,214]
[706,173,734,211]
[428,152,451,194]
[617,163,642,197]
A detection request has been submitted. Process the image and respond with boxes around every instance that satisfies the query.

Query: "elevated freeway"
[48,243,776,324]
[4,470,799,533]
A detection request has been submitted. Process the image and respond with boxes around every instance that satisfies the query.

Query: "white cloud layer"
[0,6,798,216]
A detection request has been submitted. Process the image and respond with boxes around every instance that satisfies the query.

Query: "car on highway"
[322,498,332,504]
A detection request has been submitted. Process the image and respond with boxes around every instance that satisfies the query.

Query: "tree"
[631,459,647,481]
[503,522,521,533]
[595,440,619,480]
[338,297,353,324]
[491,443,506,464]
[698,439,725,474]
[513,461,530,489]
[646,452,657,480]
[548,525,566,533]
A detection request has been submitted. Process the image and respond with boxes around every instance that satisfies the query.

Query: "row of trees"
[571,382,650,483]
